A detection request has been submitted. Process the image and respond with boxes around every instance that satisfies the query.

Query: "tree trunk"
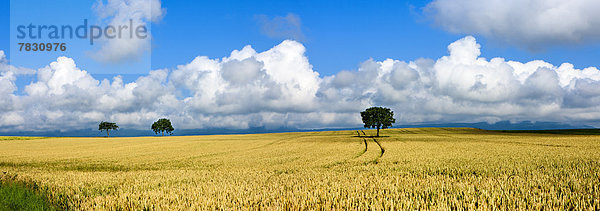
[376,125,380,137]
[162,131,164,136]
[107,130,110,137]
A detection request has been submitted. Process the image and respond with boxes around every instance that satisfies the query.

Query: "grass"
[0,180,54,210]
[0,128,598,209]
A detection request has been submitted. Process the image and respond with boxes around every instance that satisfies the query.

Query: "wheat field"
[1,128,599,210]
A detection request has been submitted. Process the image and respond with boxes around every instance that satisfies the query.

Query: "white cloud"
[0,50,36,75]
[0,71,18,115]
[425,0,600,49]
[26,57,99,95]
[1,36,600,132]
[0,51,6,64]
[320,36,600,125]
[90,0,165,63]
[170,40,320,118]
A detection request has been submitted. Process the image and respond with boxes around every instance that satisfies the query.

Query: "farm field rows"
[1,128,599,209]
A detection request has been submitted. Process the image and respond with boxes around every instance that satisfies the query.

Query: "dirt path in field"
[318,131,389,167]
[354,138,368,158]
[350,135,385,165]
[322,134,373,168]
[370,138,385,164]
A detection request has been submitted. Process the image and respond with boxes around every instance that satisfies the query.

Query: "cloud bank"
[1,36,600,132]
[425,0,600,49]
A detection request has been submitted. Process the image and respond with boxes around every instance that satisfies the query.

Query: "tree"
[151,118,174,136]
[98,121,119,137]
[360,107,395,137]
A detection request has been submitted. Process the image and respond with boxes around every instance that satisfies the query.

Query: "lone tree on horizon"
[98,121,119,137]
[152,118,174,136]
[360,107,395,137]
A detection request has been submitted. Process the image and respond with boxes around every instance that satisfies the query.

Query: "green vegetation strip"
[0,180,55,210]
[0,136,50,141]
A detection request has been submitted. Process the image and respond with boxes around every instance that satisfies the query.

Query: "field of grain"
[1,128,599,209]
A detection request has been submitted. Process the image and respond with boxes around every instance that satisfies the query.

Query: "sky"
[1,0,600,133]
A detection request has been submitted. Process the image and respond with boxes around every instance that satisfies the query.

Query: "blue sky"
[151,0,456,75]
[1,0,600,133]
[4,0,600,76]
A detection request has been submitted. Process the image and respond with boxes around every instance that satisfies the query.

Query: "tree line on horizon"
[99,118,174,137]
[98,106,395,137]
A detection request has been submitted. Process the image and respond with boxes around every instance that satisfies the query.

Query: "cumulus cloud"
[0,54,27,128]
[323,36,600,124]
[0,51,5,64]
[425,0,600,49]
[169,40,321,128]
[255,13,305,41]
[10,57,175,131]
[1,36,600,132]
[0,51,36,75]
[90,0,165,63]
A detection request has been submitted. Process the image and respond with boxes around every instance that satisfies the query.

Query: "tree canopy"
[360,107,395,137]
[152,118,174,136]
[98,121,119,137]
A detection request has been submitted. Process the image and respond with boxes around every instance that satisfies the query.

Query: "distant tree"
[151,118,174,136]
[360,107,395,137]
[98,121,119,137]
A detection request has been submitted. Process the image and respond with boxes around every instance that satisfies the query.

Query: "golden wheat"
[0,128,599,210]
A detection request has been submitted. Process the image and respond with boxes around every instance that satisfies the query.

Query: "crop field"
[1,128,599,210]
